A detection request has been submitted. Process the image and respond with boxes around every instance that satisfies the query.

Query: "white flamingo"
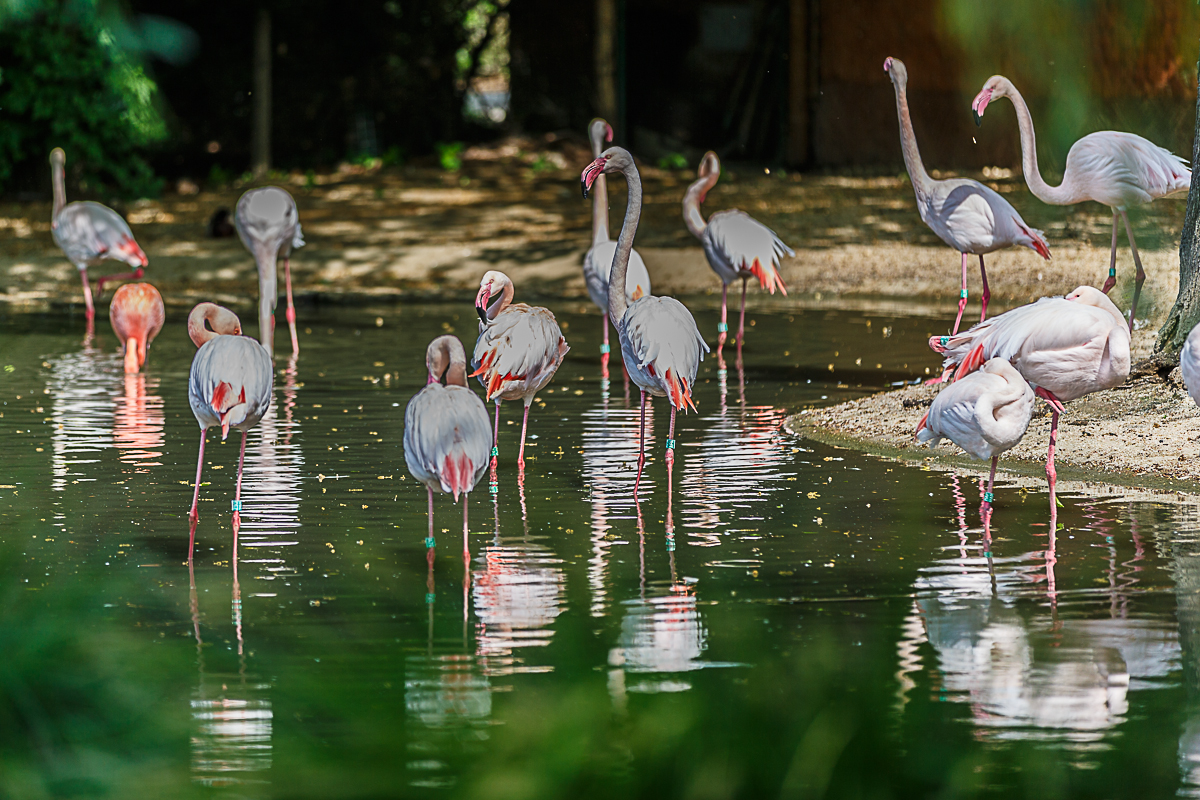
[972,75,1190,330]
[470,270,569,474]
[186,303,274,559]
[1180,323,1200,411]
[405,335,492,561]
[683,150,793,359]
[583,146,709,496]
[235,186,305,356]
[931,286,1130,508]
[915,358,1035,519]
[109,282,165,374]
[49,148,148,322]
[582,118,652,378]
[885,57,1051,336]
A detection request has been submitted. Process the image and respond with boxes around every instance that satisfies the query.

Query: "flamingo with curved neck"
[884,57,1051,339]
[972,75,1190,331]
[109,282,165,374]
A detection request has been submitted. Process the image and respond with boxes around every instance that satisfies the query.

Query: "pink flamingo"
[1182,324,1200,409]
[186,303,274,560]
[683,150,793,360]
[885,58,1050,336]
[109,283,165,374]
[972,75,1190,330]
[583,147,709,496]
[583,118,652,378]
[915,358,1034,522]
[48,148,148,322]
[235,187,305,357]
[931,286,1130,509]
[470,270,569,474]
[405,335,492,563]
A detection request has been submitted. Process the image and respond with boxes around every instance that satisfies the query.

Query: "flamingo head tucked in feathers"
[971,76,1011,127]
[475,270,515,323]
[1065,284,1126,329]
[187,302,242,348]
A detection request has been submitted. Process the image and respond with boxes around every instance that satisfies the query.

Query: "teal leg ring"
[983,492,994,503]
[600,343,610,354]
[666,439,676,450]
[230,500,242,512]
[717,322,728,333]
[425,536,435,548]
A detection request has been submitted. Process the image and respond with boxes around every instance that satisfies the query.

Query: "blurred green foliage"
[437,142,465,172]
[0,0,166,198]
[657,152,689,171]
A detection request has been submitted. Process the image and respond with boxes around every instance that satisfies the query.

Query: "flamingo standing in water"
[972,75,1189,330]
[583,147,709,495]
[916,358,1035,521]
[235,187,305,356]
[48,148,148,322]
[683,151,793,360]
[931,286,1130,509]
[405,335,492,562]
[186,303,273,560]
[582,118,652,379]
[109,282,165,374]
[470,270,569,474]
[884,57,1050,336]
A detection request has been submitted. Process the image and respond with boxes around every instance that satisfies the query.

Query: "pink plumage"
[109,282,165,374]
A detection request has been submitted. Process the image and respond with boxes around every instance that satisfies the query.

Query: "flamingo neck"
[188,303,235,347]
[487,282,514,321]
[123,337,142,374]
[1000,80,1078,205]
[590,128,610,246]
[446,362,468,387]
[608,159,643,325]
[889,75,934,201]
[51,159,66,220]
[682,173,715,239]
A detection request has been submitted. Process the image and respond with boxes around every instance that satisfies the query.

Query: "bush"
[0,3,165,199]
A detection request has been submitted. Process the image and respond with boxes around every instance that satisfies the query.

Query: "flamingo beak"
[883,57,893,73]
[581,157,607,198]
[475,281,493,323]
[971,89,992,127]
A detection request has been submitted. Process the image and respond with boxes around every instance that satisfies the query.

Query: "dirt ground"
[0,134,1189,319]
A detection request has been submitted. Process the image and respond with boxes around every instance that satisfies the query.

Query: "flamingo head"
[883,56,906,87]
[475,270,512,323]
[695,151,721,202]
[972,77,1005,127]
[581,156,608,199]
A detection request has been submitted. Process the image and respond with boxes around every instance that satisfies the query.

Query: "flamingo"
[884,57,1051,336]
[582,118,652,378]
[930,286,1130,509]
[108,282,165,374]
[1180,323,1200,410]
[234,186,305,357]
[186,302,274,560]
[48,148,148,322]
[683,150,793,360]
[915,358,1035,521]
[404,335,492,564]
[470,270,569,474]
[972,75,1190,330]
[583,146,709,496]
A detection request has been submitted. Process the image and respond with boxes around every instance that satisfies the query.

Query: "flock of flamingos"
[42,56,1200,567]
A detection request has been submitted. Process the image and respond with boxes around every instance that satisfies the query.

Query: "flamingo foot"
[1102,274,1116,294]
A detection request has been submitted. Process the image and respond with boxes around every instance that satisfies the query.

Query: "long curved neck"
[682,173,715,239]
[1001,82,1077,204]
[590,130,610,246]
[51,159,66,220]
[486,282,515,321]
[188,306,220,347]
[608,162,643,324]
[890,76,933,201]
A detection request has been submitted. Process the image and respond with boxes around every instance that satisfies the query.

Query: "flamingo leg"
[517,402,531,474]
[737,276,748,349]
[981,455,997,526]
[79,267,95,321]
[1121,209,1145,331]
[978,255,990,323]
[96,266,144,299]
[717,283,729,365]
[951,252,969,335]
[284,256,300,357]
[665,405,677,501]
[462,493,470,564]
[601,314,610,379]
[232,429,247,539]
[1102,211,1119,294]
[634,389,647,498]
[1046,407,1060,512]
[489,400,501,479]
[188,429,207,560]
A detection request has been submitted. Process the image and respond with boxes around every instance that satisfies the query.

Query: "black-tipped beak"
[581,180,590,199]
[476,305,488,324]
[973,110,982,128]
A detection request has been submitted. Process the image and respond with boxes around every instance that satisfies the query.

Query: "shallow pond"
[0,300,1197,799]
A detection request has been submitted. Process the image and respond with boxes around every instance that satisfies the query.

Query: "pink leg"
[665,405,677,498]
[978,255,990,323]
[232,430,247,541]
[951,252,969,335]
[188,429,207,561]
[601,314,610,379]
[489,400,501,479]
[1046,407,1060,512]
[427,486,435,545]
[717,283,729,367]
[737,276,748,349]
[1102,211,1119,294]
[1121,210,1145,332]
[517,402,531,473]
[79,267,95,321]
[96,266,144,298]
[462,493,470,563]
[981,455,997,526]
[284,257,300,357]
[634,389,647,498]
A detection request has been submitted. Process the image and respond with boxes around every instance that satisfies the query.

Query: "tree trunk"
[595,0,617,124]
[786,0,809,167]
[251,8,272,178]
[1154,50,1200,364]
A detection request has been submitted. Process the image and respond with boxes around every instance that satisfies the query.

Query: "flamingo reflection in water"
[48,342,119,493]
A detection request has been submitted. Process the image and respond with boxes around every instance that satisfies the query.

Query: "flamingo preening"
[186,303,274,560]
[915,358,1035,521]
[583,147,709,496]
[405,335,492,564]
[235,187,305,357]
[470,270,569,474]
[884,58,1051,336]
[931,286,1130,509]
[972,75,1190,330]
[109,282,165,374]
[49,148,148,322]
[683,150,793,360]
[582,118,652,379]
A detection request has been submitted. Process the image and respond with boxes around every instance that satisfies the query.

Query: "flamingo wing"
[188,336,274,436]
[1066,132,1190,206]
[927,180,1049,258]
[471,305,569,401]
[53,202,147,268]
[619,296,708,410]
[703,210,793,293]
[404,384,492,497]
[583,241,652,310]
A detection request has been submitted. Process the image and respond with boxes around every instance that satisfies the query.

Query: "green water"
[0,301,1196,799]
